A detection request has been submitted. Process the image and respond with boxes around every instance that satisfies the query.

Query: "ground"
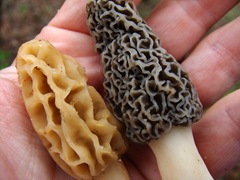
[0,0,240,179]
[0,0,65,66]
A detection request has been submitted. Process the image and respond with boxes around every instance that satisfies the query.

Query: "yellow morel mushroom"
[86,0,213,179]
[16,40,129,180]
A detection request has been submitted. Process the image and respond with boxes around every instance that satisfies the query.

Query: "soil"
[0,0,65,64]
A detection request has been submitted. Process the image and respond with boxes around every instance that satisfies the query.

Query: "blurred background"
[0,0,240,179]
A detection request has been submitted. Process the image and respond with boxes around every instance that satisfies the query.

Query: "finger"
[36,26,97,57]
[182,17,240,107]
[49,0,141,34]
[0,66,18,86]
[122,157,146,180]
[193,89,240,178]
[48,0,89,33]
[147,0,239,60]
[124,144,161,180]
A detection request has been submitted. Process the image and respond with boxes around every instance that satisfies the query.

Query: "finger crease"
[176,0,219,31]
[224,92,240,142]
[207,39,240,83]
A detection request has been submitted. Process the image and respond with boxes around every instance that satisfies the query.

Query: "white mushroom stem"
[149,126,213,180]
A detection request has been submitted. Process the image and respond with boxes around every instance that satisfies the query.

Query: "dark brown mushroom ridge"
[87,0,203,144]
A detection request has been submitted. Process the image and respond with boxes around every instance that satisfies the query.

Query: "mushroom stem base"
[149,126,213,180]
[95,160,130,180]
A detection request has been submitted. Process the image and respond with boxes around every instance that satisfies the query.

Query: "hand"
[0,0,240,179]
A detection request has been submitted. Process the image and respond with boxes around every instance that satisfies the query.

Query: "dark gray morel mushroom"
[86,0,213,179]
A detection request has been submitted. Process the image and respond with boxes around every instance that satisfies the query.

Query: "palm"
[0,72,73,179]
[1,0,240,179]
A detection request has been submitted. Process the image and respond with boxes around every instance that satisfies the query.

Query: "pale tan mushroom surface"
[16,40,129,180]
[87,0,213,179]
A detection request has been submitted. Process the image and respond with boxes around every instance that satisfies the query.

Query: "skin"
[0,0,240,179]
